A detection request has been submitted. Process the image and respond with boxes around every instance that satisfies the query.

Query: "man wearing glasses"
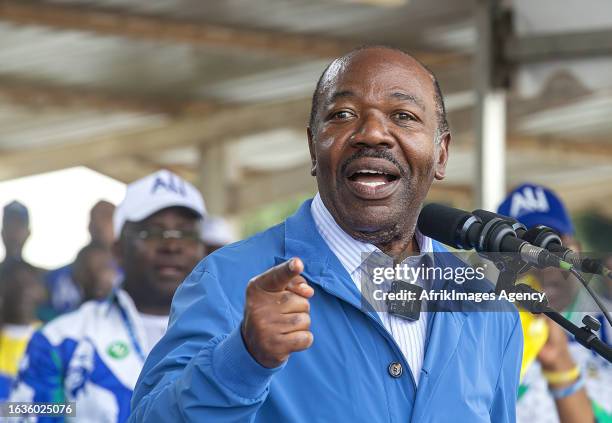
[9,170,206,423]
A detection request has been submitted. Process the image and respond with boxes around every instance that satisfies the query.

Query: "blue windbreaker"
[131,200,522,422]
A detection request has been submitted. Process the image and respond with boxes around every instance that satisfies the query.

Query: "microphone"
[548,244,612,279]
[472,210,612,327]
[473,209,612,279]
[473,209,527,238]
[417,203,572,270]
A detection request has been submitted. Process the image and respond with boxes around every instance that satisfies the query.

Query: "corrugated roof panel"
[518,93,612,138]
[0,103,167,151]
[43,0,472,44]
[0,21,306,98]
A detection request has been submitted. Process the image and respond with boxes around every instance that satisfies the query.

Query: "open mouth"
[348,169,399,186]
[344,158,401,200]
[155,264,185,280]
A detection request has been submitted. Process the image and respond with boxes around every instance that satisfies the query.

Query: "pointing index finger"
[255,258,304,292]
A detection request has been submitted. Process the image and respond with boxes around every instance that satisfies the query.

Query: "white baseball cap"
[113,169,206,239]
[201,216,237,246]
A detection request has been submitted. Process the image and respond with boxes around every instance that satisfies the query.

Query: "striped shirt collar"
[311,193,432,276]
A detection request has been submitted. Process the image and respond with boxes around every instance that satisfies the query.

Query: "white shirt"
[311,193,432,385]
[137,313,169,355]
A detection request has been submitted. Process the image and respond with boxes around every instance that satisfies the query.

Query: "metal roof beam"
[0,77,218,115]
[506,28,612,64]
[0,0,455,64]
[0,98,310,180]
[508,136,612,160]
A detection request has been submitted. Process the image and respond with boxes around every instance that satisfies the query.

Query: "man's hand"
[241,258,314,368]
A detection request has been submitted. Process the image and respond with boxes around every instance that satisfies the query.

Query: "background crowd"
[0,171,236,407]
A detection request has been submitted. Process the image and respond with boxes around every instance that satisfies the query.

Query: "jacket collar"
[280,199,467,414]
[278,199,366,313]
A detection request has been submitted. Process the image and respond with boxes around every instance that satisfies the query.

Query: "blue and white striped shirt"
[311,193,432,385]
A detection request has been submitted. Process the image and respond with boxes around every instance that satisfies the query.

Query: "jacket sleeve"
[9,331,65,423]
[129,264,284,422]
[489,313,523,423]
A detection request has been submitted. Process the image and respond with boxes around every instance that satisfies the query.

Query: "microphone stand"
[484,252,612,363]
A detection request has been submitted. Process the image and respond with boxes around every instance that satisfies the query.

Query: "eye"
[392,111,416,121]
[329,110,355,121]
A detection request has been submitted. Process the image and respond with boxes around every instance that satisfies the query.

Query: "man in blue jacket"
[131,46,523,422]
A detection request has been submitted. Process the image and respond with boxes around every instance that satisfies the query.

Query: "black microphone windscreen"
[474,209,527,237]
[473,209,502,223]
[417,203,472,248]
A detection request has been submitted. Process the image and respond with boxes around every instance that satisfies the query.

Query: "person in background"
[72,243,117,302]
[498,183,611,423]
[0,201,39,275]
[42,200,117,320]
[89,199,116,249]
[10,170,207,422]
[201,215,237,254]
[0,261,46,401]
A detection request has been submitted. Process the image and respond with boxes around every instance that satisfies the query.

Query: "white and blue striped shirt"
[311,193,432,385]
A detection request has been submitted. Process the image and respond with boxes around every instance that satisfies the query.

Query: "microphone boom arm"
[488,254,612,363]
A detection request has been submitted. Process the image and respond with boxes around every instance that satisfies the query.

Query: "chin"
[153,277,183,294]
[337,189,394,212]
[343,211,401,244]
[154,286,180,307]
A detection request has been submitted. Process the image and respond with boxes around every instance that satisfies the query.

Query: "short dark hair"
[308,45,449,139]
[74,243,108,266]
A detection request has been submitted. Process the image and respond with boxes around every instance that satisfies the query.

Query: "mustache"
[340,149,408,178]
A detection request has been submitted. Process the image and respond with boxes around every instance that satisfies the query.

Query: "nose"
[158,237,183,254]
[349,111,395,149]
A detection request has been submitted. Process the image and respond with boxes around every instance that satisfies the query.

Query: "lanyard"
[113,296,146,363]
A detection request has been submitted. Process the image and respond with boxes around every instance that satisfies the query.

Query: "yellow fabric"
[0,326,36,377]
[542,366,580,384]
[519,311,549,380]
[518,274,549,380]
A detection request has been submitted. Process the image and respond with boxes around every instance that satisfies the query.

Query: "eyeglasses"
[131,228,202,244]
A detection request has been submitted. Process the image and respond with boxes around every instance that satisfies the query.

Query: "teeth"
[358,170,385,174]
[358,181,387,187]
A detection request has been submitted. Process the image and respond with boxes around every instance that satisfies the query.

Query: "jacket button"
[388,362,403,378]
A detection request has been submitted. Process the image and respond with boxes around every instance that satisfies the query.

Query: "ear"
[307,127,317,176]
[434,132,451,180]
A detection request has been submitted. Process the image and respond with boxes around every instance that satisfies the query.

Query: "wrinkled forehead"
[319,49,435,104]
